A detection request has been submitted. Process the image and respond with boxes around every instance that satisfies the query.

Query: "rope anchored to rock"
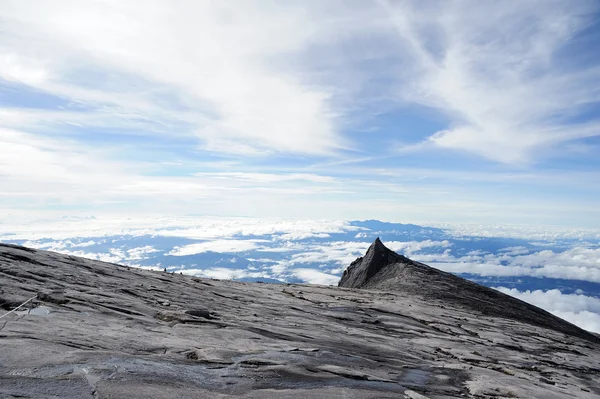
[0,295,37,320]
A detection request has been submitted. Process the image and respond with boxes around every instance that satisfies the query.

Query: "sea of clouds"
[2,216,599,333]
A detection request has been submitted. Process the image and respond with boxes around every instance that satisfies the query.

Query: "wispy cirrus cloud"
[0,1,346,155]
[381,0,600,163]
[4,1,598,163]
[1,1,600,226]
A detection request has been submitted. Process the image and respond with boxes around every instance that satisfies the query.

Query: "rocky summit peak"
[368,237,397,258]
[339,237,408,288]
[339,239,600,344]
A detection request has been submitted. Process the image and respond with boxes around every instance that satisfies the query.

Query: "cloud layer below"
[496,287,600,334]
[2,216,600,333]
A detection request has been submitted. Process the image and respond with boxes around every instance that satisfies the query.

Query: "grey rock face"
[340,238,600,344]
[1,242,599,398]
[339,237,410,289]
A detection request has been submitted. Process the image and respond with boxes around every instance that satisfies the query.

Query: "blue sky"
[1,0,600,227]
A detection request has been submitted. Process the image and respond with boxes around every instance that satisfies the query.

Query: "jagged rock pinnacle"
[339,238,410,289]
[338,238,600,343]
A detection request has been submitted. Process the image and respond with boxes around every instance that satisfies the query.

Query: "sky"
[1,0,600,227]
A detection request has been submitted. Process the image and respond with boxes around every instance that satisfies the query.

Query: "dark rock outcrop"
[340,238,600,343]
[339,237,410,288]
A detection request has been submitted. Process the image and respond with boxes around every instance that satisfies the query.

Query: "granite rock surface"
[340,238,600,343]
[1,241,599,398]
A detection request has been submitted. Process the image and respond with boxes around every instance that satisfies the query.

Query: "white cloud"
[127,246,160,260]
[421,245,600,283]
[386,240,452,256]
[438,223,600,240]
[289,241,371,270]
[0,1,347,155]
[498,246,530,256]
[292,268,339,286]
[20,239,99,252]
[176,267,276,281]
[154,219,355,241]
[0,2,599,227]
[0,127,129,188]
[551,311,600,335]
[287,240,451,272]
[512,247,600,269]
[181,268,248,280]
[167,239,267,256]
[3,214,600,285]
[0,215,355,242]
[276,233,332,241]
[44,249,124,264]
[495,287,600,333]
[381,0,600,163]
[194,172,336,184]
[4,0,598,166]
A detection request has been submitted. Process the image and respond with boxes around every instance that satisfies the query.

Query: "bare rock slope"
[1,241,599,398]
[339,238,600,343]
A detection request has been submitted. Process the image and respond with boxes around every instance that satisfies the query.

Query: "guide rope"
[0,295,37,319]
